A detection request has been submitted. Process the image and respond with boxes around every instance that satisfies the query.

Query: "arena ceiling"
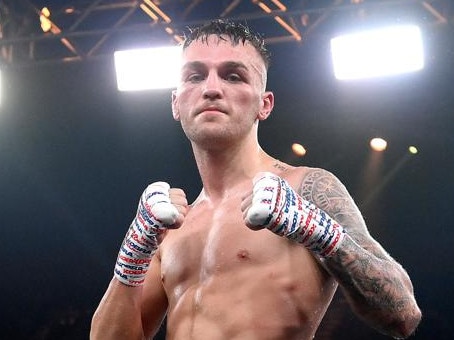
[0,0,451,66]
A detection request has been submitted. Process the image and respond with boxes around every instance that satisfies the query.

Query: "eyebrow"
[182,60,249,72]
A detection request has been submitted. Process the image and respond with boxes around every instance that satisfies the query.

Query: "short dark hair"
[182,19,271,69]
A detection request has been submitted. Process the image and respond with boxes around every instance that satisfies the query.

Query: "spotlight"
[40,7,52,33]
[114,46,181,91]
[331,25,424,80]
[370,138,387,152]
[408,146,418,154]
[292,143,306,157]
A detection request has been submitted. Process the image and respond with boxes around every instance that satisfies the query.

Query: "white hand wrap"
[246,173,345,257]
[114,182,178,286]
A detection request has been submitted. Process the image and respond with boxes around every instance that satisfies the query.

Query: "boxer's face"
[171,35,273,148]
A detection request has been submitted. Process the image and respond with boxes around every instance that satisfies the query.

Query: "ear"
[171,90,180,121]
[257,91,274,121]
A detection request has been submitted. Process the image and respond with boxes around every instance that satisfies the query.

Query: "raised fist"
[242,172,345,257]
[114,182,188,286]
[241,172,282,230]
[139,182,187,230]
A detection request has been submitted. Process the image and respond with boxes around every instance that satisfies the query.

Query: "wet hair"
[182,19,271,69]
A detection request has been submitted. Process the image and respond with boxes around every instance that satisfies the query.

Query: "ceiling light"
[370,138,387,152]
[331,25,424,80]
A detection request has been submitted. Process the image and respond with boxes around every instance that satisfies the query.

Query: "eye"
[225,73,243,83]
[186,73,205,83]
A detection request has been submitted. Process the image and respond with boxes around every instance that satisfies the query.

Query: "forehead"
[182,35,265,69]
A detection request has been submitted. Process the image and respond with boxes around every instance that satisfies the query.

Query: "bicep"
[141,250,169,339]
[299,168,389,258]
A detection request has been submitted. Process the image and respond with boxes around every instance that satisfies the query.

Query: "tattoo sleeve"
[299,168,421,337]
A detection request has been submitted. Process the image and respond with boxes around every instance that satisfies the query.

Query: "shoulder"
[287,166,369,237]
[294,165,353,212]
[268,161,355,215]
[295,166,348,202]
[281,165,347,197]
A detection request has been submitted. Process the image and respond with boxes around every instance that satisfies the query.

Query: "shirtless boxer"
[91,20,421,339]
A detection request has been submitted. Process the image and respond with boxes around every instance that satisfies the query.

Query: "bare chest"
[158,196,326,294]
[160,198,275,280]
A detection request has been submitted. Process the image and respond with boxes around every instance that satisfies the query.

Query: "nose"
[202,71,222,100]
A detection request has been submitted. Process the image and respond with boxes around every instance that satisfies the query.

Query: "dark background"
[1,1,454,339]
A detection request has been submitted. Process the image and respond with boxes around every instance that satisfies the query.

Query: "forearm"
[91,183,182,339]
[91,278,145,340]
[244,171,421,337]
[322,236,421,338]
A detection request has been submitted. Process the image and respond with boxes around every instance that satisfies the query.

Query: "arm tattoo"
[300,169,366,242]
[299,168,416,328]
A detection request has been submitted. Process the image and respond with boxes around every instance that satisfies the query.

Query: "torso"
[158,167,338,339]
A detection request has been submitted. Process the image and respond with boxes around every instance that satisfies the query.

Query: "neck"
[192,140,274,201]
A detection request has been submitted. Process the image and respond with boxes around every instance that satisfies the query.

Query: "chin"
[189,132,234,150]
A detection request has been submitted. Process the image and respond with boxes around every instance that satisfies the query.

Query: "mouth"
[198,106,226,115]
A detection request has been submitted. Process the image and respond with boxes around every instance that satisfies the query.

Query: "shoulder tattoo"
[300,169,366,239]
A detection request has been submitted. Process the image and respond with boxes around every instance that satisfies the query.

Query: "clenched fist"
[241,172,345,257]
[114,182,188,286]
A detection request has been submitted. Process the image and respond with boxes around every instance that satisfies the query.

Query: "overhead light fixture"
[408,146,418,154]
[370,137,387,152]
[114,46,181,91]
[38,6,79,57]
[292,143,306,157]
[40,7,52,33]
[330,25,424,80]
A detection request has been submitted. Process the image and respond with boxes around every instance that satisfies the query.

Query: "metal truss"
[0,0,451,67]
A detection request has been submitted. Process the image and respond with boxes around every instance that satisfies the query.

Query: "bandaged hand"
[114,182,186,286]
[242,172,345,257]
